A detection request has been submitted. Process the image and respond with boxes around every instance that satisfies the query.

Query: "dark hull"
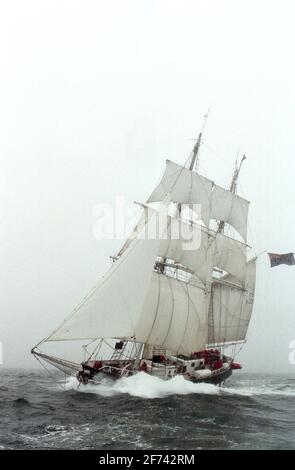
[190,366,233,386]
[82,364,233,387]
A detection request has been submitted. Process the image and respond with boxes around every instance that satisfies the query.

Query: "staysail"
[45,197,170,342]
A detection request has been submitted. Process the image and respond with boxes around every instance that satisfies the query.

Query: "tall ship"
[32,123,256,387]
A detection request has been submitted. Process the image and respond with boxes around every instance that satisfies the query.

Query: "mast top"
[217,154,246,235]
[230,154,246,194]
[189,110,209,171]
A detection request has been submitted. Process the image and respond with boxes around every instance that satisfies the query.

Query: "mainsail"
[210,258,256,344]
[36,151,256,358]
[135,272,211,356]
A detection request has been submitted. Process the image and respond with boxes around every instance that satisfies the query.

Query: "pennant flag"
[268,252,295,268]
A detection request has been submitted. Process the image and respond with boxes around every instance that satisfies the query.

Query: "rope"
[33,354,67,391]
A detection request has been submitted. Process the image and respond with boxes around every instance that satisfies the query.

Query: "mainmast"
[159,112,209,274]
[230,154,246,194]
[211,154,247,346]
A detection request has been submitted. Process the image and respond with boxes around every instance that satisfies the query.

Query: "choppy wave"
[1,370,295,449]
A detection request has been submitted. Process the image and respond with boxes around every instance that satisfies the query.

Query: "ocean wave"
[12,397,31,406]
[222,384,295,397]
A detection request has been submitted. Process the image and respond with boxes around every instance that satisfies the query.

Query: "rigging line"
[86,338,103,362]
[34,354,67,391]
[218,284,222,345]
[201,141,237,168]
[207,291,214,345]
[232,342,245,360]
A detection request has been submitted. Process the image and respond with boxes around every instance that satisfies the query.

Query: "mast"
[160,111,209,274]
[230,154,246,194]
[188,111,209,171]
[217,154,246,234]
[210,154,247,346]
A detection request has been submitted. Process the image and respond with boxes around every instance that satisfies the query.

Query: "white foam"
[64,372,218,399]
[61,373,295,399]
[222,384,295,397]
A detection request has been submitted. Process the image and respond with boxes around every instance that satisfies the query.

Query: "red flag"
[268,252,295,268]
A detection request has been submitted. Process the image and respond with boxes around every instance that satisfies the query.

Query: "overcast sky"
[1,0,295,372]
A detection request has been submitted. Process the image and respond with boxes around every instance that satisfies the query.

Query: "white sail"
[147,160,213,226]
[210,185,249,241]
[147,161,249,241]
[116,205,154,257]
[210,258,256,344]
[134,272,210,357]
[46,198,170,342]
[213,232,247,285]
[158,217,215,285]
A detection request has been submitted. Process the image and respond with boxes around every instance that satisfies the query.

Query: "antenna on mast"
[189,110,209,171]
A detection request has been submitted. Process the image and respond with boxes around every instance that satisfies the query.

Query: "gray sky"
[1,0,295,371]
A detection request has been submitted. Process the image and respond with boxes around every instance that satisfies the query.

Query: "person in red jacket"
[140,361,148,373]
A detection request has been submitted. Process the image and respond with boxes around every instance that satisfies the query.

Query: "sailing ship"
[32,124,256,387]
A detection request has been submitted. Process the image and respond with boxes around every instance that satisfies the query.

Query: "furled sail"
[210,258,256,344]
[45,198,170,342]
[134,272,211,357]
[147,160,214,226]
